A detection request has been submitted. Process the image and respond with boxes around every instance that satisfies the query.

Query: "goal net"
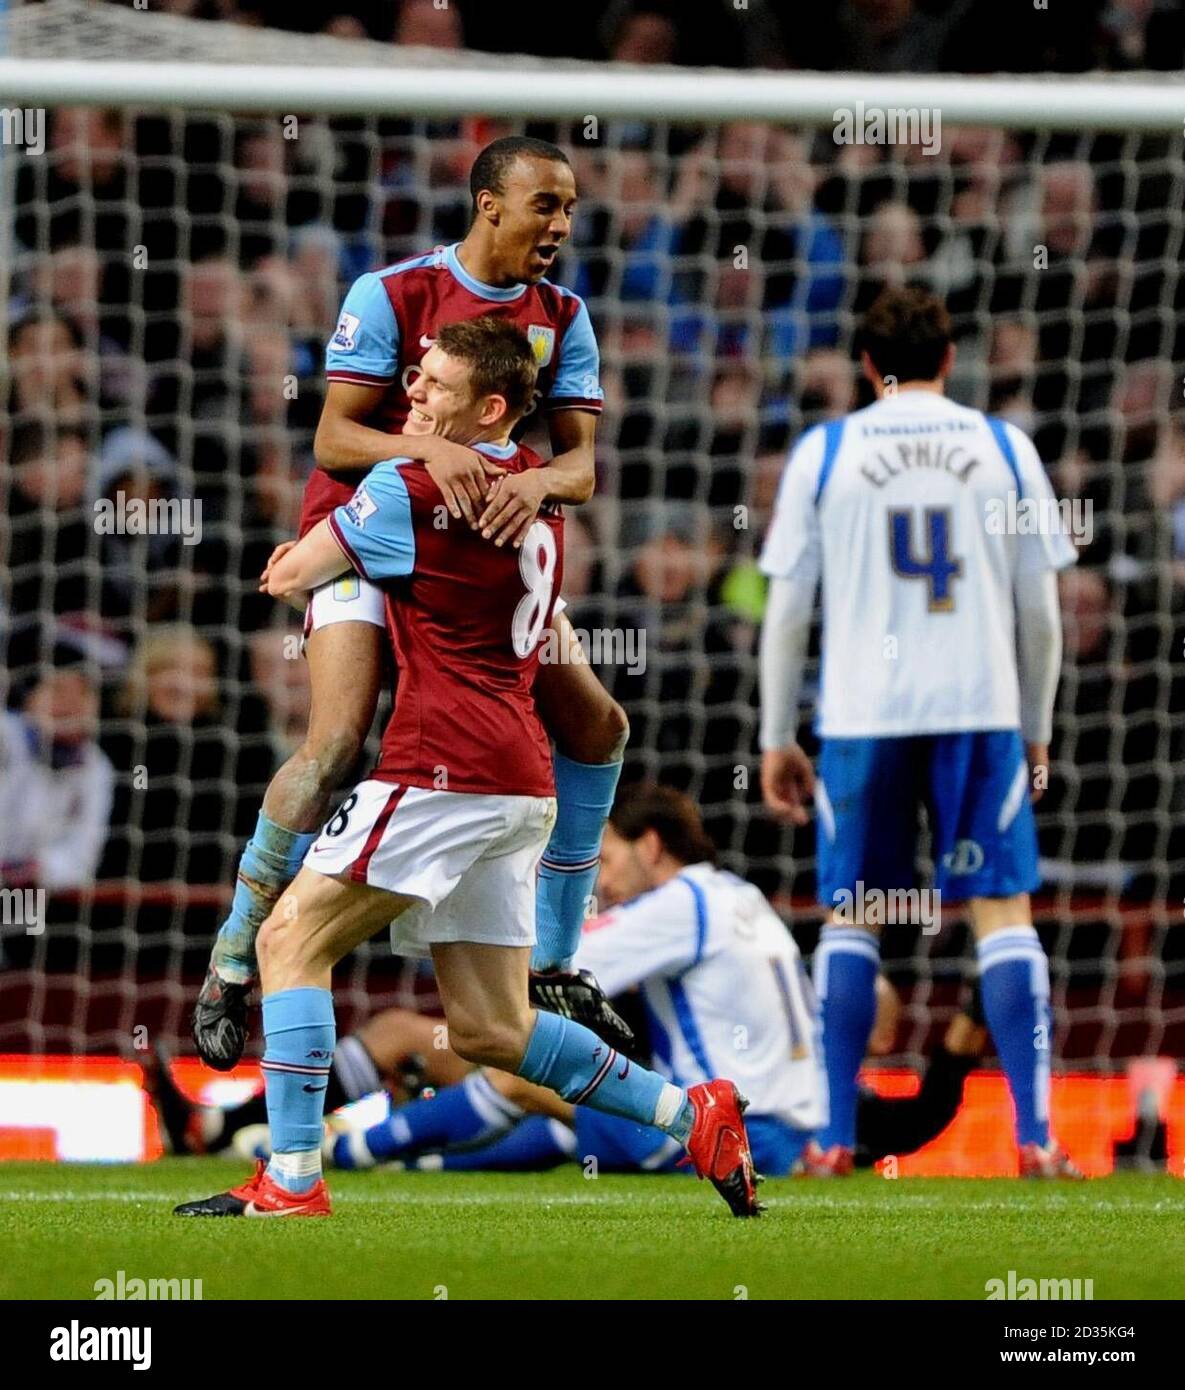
[0,2,1181,1156]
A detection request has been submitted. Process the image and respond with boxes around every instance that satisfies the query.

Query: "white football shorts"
[304,779,557,958]
[305,573,386,633]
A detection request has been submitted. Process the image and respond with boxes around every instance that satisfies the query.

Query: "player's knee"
[300,725,367,789]
[447,1017,530,1071]
[560,697,629,765]
[601,699,630,761]
[256,898,312,977]
[255,908,287,975]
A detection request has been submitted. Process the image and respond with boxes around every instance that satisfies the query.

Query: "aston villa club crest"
[527,324,555,366]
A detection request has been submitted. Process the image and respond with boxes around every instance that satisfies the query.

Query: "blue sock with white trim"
[517,1008,694,1142]
[976,925,1051,1147]
[212,812,318,984]
[334,1071,523,1169]
[531,753,623,972]
[814,926,880,1150]
[261,987,335,1194]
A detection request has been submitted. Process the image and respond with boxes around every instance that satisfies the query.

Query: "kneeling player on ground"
[174,320,759,1219]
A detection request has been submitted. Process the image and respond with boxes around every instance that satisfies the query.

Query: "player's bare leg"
[529,612,635,1051]
[484,1066,572,1120]
[353,1008,472,1097]
[182,809,758,1214]
[176,866,418,1216]
[535,613,630,767]
[970,894,1082,1178]
[194,619,383,1070]
[429,942,535,1071]
[327,993,572,1172]
[429,940,761,1216]
[153,1007,472,1160]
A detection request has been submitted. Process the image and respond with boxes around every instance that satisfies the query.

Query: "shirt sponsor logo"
[331,311,361,352]
[527,324,555,366]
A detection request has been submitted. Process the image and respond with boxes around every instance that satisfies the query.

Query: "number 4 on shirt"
[888,506,962,612]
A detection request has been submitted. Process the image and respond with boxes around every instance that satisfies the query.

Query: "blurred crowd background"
[1,0,1183,1056]
[42,0,1185,73]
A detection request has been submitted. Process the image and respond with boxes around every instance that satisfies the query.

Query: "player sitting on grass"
[151,941,992,1173]
[759,285,1082,1179]
[329,784,826,1177]
[314,798,988,1178]
[193,135,632,1074]
[321,986,989,1177]
[174,319,760,1219]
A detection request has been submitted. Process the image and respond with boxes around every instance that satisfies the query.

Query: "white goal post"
[2,60,1185,129]
[0,0,1183,127]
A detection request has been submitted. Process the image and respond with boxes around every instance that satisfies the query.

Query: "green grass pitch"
[4,1160,1183,1300]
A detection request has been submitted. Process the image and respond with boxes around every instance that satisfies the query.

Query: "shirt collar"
[444,242,528,302]
[872,388,950,410]
[473,440,517,460]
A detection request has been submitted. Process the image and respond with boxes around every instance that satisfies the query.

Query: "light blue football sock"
[814,926,880,1150]
[977,926,1052,1147]
[335,1071,523,1169]
[517,1008,694,1143]
[211,811,318,984]
[262,987,335,1194]
[531,753,623,972]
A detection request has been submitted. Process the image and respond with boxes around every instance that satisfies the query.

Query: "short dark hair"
[609,784,718,866]
[434,316,539,420]
[469,135,570,212]
[857,286,952,384]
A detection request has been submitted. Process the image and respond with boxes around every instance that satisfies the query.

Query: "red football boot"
[173,1159,332,1216]
[1019,1140,1084,1179]
[682,1080,763,1217]
[797,1140,854,1177]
